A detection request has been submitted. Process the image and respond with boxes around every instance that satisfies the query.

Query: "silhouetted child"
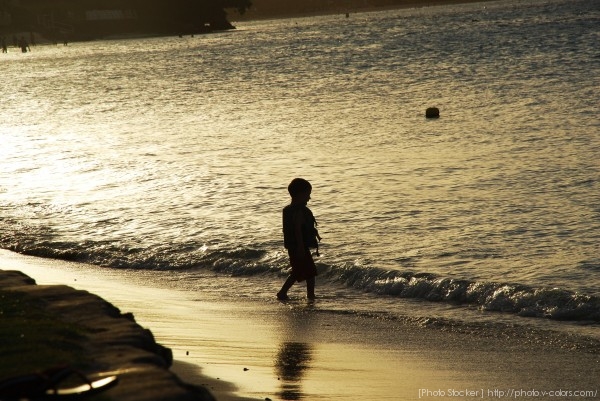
[277,178,321,301]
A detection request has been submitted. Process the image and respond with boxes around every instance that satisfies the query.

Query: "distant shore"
[229,0,498,21]
[1,0,498,47]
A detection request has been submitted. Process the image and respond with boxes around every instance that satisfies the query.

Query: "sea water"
[1,0,599,341]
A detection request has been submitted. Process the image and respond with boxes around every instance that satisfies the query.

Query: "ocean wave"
[327,264,600,322]
[0,232,282,274]
[578,259,600,271]
[1,235,598,322]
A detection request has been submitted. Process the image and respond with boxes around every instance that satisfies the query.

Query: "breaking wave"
[326,264,600,321]
[2,232,598,322]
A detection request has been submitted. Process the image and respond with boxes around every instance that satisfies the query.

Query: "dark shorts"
[288,249,317,282]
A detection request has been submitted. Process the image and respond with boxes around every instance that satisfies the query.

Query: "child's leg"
[277,275,296,300]
[306,276,315,300]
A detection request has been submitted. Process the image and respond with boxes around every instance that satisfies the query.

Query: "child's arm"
[293,209,306,258]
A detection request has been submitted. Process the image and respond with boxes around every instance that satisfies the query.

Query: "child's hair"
[288,178,312,197]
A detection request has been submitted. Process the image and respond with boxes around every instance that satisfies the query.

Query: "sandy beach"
[3,0,599,398]
[1,249,598,401]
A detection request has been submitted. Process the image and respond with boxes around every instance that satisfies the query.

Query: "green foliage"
[0,291,88,379]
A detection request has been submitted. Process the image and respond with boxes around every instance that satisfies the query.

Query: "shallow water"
[1,0,599,332]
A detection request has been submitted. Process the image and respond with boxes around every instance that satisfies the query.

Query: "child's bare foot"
[277,292,289,301]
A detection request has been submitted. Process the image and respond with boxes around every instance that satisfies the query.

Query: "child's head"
[288,178,312,199]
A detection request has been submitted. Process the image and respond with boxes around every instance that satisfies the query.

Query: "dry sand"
[1,249,598,401]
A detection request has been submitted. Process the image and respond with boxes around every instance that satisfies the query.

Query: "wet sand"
[1,249,598,401]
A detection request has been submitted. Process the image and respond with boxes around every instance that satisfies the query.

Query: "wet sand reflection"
[275,342,312,400]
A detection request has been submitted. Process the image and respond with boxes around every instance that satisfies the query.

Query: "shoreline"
[2,0,500,46]
[1,250,599,401]
[230,0,500,22]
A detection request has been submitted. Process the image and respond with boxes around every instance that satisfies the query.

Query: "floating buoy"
[425,107,440,118]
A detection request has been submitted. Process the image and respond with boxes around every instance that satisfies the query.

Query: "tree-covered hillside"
[0,0,252,41]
